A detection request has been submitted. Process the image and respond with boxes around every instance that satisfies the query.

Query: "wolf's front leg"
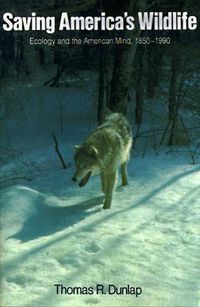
[121,162,128,186]
[103,171,117,209]
[100,172,107,194]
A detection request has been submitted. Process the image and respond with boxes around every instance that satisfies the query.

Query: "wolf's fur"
[72,113,132,209]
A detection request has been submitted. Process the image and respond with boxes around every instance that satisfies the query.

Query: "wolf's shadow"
[8,196,103,243]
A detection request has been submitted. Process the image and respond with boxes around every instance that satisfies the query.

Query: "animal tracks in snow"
[85,242,101,254]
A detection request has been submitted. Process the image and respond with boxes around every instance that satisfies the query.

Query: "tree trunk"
[38,48,45,65]
[146,45,155,99]
[97,46,106,125]
[43,65,66,87]
[15,35,24,76]
[168,48,180,145]
[109,0,145,115]
[135,46,145,125]
[146,45,163,99]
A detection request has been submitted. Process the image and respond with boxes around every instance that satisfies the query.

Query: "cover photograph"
[0,0,200,306]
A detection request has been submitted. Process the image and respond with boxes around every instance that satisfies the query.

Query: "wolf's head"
[72,144,99,187]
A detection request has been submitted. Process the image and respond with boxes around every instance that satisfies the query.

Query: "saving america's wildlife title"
[2,11,198,33]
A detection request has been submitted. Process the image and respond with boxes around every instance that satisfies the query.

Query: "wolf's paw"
[116,185,127,192]
[103,203,111,209]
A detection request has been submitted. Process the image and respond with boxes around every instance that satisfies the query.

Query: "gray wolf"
[72,113,132,209]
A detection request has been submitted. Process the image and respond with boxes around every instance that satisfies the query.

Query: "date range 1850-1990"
[136,36,171,45]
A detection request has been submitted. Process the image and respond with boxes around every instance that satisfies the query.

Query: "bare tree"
[109,0,146,114]
[135,45,145,125]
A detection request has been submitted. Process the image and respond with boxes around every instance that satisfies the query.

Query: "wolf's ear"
[74,145,80,151]
[90,146,99,158]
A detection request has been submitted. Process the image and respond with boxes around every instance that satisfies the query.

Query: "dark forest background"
[0,0,200,167]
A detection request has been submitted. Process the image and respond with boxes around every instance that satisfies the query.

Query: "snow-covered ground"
[1,84,200,307]
[1,149,200,307]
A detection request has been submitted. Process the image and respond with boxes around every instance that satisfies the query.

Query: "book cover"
[0,1,199,306]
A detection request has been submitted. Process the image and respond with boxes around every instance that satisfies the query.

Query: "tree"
[109,0,146,115]
[135,45,145,125]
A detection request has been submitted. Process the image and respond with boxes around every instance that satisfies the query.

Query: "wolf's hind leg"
[121,162,128,186]
[103,171,117,209]
[100,172,107,194]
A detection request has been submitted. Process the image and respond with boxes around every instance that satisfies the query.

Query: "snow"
[1,150,200,307]
[1,84,200,306]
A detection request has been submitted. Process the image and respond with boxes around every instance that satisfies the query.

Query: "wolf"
[72,113,132,209]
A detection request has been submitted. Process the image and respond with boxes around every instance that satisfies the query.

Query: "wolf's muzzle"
[79,171,92,187]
